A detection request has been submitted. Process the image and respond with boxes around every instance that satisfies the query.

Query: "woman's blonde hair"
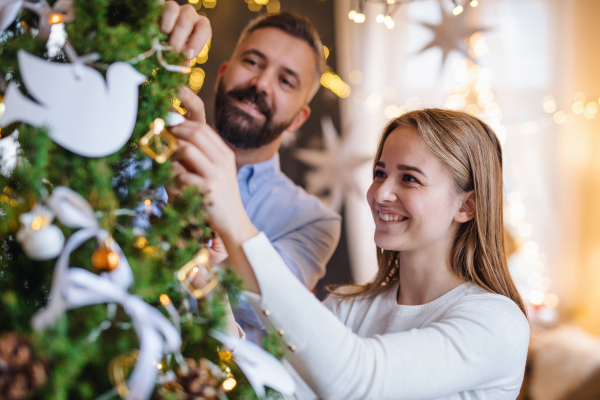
[331,109,527,316]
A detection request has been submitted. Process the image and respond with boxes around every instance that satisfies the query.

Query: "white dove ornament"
[1,50,147,158]
[0,0,23,33]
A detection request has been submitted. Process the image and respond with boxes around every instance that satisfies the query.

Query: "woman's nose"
[374,179,398,203]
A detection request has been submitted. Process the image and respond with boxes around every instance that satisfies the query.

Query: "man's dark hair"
[235,12,326,99]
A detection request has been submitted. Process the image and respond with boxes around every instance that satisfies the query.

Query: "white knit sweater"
[243,233,530,400]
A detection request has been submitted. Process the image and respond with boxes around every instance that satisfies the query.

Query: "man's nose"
[251,69,276,97]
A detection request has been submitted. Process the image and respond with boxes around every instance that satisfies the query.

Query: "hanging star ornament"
[414,6,490,69]
[294,116,371,212]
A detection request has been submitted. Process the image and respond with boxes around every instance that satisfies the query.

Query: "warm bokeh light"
[354,13,366,23]
[266,0,280,13]
[348,10,357,20]
[222,378,237,391]
[543,95,557,113]
[31,216,47,231]
[189,68,206,92]
[321,71,351,98]
[349,70,363,85]
[544,294,559,309]
[518,223,533,238]
[134,237,148,249]
[553,111,567,124]
[49,14,63,25]
[159,294,171,306]
[529,290,545,306]
[323,45,330,59]
[453,5,464,15]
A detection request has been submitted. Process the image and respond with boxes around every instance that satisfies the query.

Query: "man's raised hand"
[161,1,211,60]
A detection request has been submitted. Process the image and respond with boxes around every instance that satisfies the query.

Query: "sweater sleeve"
[242,233,530,400]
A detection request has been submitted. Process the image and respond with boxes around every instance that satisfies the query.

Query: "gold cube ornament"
[140,118,178,164]
[177,248,219,299]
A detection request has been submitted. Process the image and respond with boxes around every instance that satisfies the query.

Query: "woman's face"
[366,126,470,253]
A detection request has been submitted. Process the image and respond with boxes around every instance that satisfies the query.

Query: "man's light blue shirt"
[233,153,341,344]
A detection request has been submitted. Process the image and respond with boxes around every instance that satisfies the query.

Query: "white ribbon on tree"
[31,186,181,400]
[63,268,181,400]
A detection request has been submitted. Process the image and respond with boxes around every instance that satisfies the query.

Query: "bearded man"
[161,3,341,343]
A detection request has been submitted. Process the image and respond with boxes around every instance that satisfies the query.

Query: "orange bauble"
[91,248,120,271]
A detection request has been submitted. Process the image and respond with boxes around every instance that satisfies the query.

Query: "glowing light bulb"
[453,5,464,15]
[354,13,366,23]
[222,378,237,391]
[159,294,171,306]
[49,13,63,25]
[470,0,478,6]
[348,10,357,20]
[376,14,384,23]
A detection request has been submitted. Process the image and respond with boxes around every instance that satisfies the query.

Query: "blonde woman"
[172,107,530,400]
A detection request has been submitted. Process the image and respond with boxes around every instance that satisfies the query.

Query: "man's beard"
[214,81,292,150]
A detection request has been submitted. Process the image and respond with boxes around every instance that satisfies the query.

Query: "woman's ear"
[454,191,476,223]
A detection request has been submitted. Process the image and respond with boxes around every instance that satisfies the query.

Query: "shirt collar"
[237,153,280,195]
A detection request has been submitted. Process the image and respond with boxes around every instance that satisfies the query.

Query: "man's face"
[214,27,316,149]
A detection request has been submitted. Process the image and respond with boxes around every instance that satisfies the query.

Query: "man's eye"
[244,59,258,66]
[281,77,294,88]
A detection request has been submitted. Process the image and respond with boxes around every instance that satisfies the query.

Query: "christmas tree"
[0,0,290,399]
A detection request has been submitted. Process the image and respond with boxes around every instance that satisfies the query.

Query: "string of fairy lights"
[348,0,480,29]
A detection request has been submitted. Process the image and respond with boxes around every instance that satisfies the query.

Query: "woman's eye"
[403,174,419,184]
[373,170,386,179]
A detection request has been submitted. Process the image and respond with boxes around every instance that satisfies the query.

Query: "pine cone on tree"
[0,333,47,400]
[160,358,226,400]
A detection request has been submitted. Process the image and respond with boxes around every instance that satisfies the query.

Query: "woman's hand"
[161,1,211,59]
[207,234,229,266]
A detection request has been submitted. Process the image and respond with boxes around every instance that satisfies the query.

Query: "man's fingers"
[173,139,213,177]
[179,85,206,124]
[169,4,198,55]
[187,17,211,62]
[171,121,233,164]
[160,1,180,35]
[176,171,207,192]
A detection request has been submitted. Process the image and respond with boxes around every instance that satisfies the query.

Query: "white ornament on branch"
[295,116,371,212]
[16,203,65,261]
[1,50,146,158]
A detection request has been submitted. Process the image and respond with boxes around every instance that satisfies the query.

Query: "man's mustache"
[227,87,273,120]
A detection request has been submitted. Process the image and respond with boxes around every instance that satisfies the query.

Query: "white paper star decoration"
[414,6,489,69]
[294,116,371,212]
